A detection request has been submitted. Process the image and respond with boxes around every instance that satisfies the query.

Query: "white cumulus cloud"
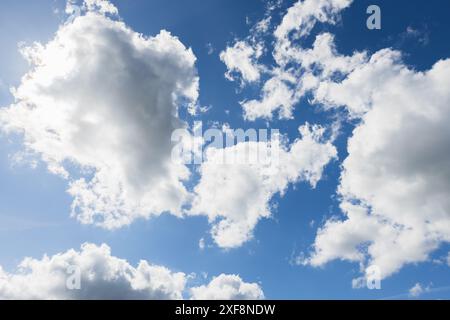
[0,243,187,299]
[307,51,450,280]
[0,243,265,300]
[220,41,263,84]
[0,1,199,229]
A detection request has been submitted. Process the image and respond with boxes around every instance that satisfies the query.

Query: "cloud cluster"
[221,0,355,120]
[0,243,264,300]
[223,0,450,280]
[0,1,198,229]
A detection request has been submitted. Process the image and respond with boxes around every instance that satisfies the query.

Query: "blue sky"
[0,0,449,300]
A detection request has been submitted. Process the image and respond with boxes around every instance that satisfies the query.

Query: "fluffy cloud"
[190,274,264,300]
[0,1,198,229]
[307,52,450,279]
[220,41,263,84]
[0,243,186,299]
[0,243,264,300]
[190,124,337,248]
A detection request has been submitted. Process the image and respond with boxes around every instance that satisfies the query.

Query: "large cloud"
[0,243,186,299]
[190,274,264,300]
[190,124,337,248]
[0,243,265,300]
[0,1,199,228]
[307,52,450,280]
